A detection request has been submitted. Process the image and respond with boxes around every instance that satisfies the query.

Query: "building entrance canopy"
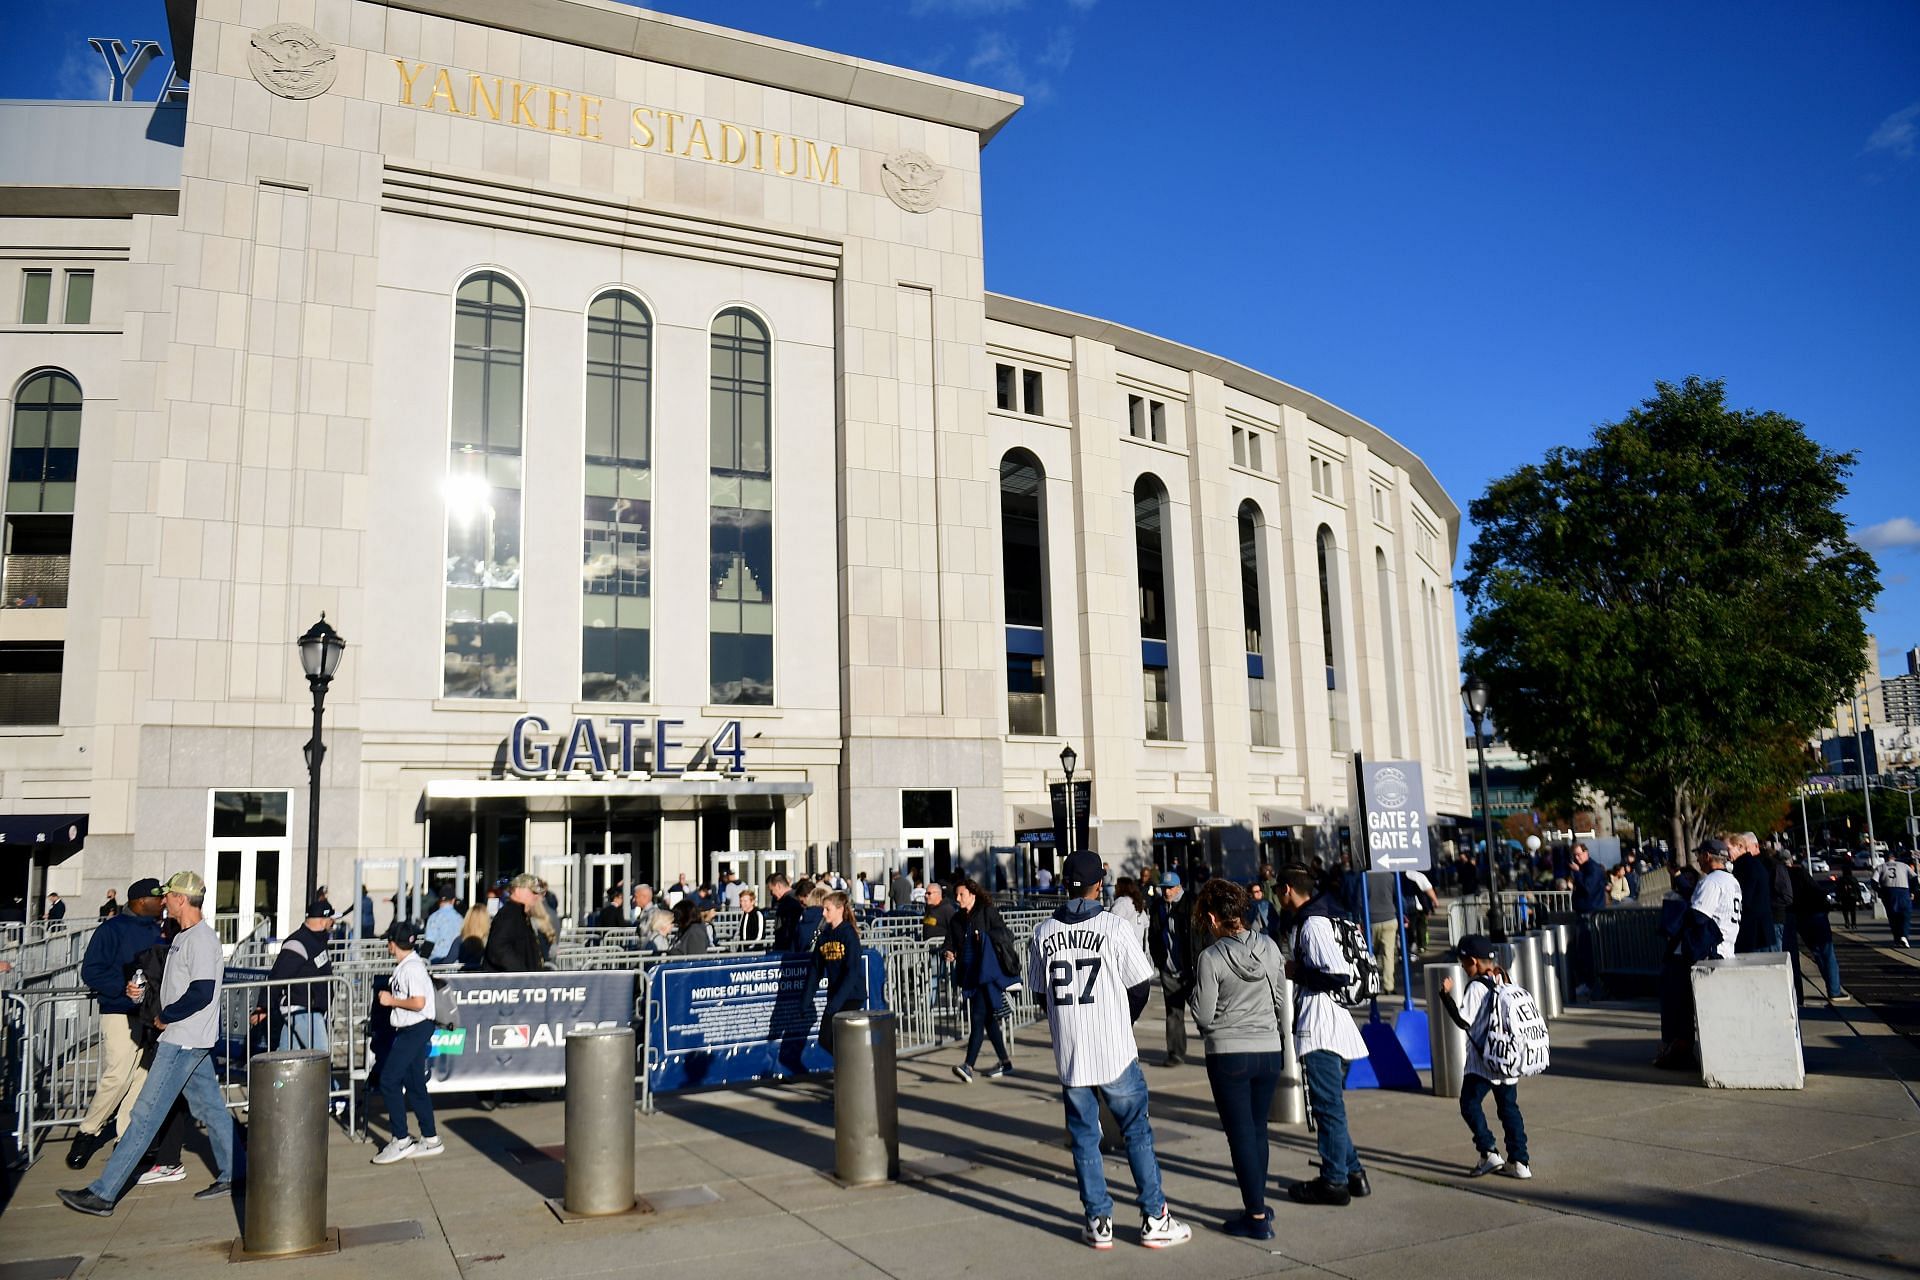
[423,777,811,817]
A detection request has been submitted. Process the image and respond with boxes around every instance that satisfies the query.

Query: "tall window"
[1317,525,1348,751]
[6,370,81,609]
[1136,475,1172,740]
[443,272,524,698]
[582,291,652,702]
[1240,501,1276,747]
[1377,548,1404,756]
[709,308,773,705]
[1001,450,1048,735]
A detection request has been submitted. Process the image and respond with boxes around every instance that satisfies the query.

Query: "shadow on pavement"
[441,1116,564,1200]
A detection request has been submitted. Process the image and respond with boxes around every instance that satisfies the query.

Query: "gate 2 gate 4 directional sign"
[1361,759,1429,873]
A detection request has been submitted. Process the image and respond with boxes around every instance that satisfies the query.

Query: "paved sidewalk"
[2,991,1916,1279]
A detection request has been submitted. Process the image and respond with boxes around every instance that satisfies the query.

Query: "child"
[1439,934,1531,1179]
[372,920,443,1164]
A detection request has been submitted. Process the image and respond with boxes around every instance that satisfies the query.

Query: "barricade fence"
[5,973,359,1167]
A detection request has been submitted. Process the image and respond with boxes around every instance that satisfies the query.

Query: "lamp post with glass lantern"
[1463,675,1507,940]
[1059,744,1079,877]
[298,614,346,910]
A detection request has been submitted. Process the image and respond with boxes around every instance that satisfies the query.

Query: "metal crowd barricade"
[214,975,361,1135]
[1589,907,1666,981]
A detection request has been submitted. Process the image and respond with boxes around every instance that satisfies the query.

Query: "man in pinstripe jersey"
[1030,850,1192,1251]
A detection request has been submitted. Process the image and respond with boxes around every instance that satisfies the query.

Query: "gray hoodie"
[1189,929,1287,1055]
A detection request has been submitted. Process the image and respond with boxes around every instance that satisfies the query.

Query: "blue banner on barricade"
[645,951,887,1096]
[420,969,636,1092]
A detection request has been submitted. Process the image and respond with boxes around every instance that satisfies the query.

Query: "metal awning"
[1010,803,1054,831]
[0,813,87,860]
[423,778,811,816]
[1258,805,1325,829]
[1152,805,1235,829]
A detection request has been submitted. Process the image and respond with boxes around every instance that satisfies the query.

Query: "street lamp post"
[1853,694,1877,852]
[1463,675,1507,941]
[297,614,346,911]
[1059,744,1079,870]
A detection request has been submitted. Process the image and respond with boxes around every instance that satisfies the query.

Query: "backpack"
[1295,915,1382,1008]
[1471,977,1549,1078]
[429,973,460,1030]
[987,916,1022,980]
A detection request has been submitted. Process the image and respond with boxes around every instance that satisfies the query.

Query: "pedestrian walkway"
[1,991,1914,1279]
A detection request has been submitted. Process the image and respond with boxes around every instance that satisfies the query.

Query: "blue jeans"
[1460,1073,1528,1163]
[1206,1050,1281,1215]
[276,1009,330,1053]
[88,1041,235,1202]
[963,986,1009,1068]
[1301,1050,1361,1183]
[378,1021,437,1141]
[1061,1060,1164,1220]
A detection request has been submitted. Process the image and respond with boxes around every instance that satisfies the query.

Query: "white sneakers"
[1084,1209,1191,1249]
[372,1135,444,1164]
[1140,1208,1192,1248]
[136,1163,185,1185]
[1470,1151,1534,1179]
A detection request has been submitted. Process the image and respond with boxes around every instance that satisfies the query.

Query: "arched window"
[1317,525,1348,750]
[1136,475,1172,740]
[1240,501,1276,747]
[1377,547,1404,757]
[582,291,652,702]
[1001,450,1048,735]
[5,369,80,610]
[443,272,525,699]
[709,308,772,705]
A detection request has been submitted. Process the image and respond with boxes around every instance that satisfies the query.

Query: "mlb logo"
[489,1024,532,1051]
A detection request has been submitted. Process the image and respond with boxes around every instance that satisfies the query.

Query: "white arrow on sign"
[1375,854,1420,868]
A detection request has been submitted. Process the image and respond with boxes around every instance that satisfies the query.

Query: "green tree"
[1460,378,1880,854]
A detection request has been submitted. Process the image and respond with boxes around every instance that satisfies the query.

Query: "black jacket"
[811,920,867,1024]
[484,901,544,972]
[737,908,768,946]
[772,892,804,950]
[1148,893,1196,979]
[1732,854,1775,953]
[81,911,164,1015]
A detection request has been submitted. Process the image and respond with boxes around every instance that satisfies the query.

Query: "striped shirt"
[1029,905,1154,1088]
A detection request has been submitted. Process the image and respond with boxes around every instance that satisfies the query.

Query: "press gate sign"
[646,951,887,1096]
[1359,759,1430,873]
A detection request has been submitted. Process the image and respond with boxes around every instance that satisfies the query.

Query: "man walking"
[1028,851,1190,1251]
[1147,873,1194,1066]
[1875,856,1912,948]
[254,900,336,1051]
[1568,841,1609,996]
[66,878,166,1170]
[1730,833,1777,953]
[1276,868,1371,1206]
[60,871,237,1213]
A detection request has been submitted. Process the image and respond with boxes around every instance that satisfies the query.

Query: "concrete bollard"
[833,1010,898,1185]
[1536,929,1563,1019]
[242,1051,330,1256]
[1424,963,1468,1099]
[563,1027,636,1216]
[1691,954,1804,1088]
[1270,973,1307,1125]
[1548,922,1575,1005]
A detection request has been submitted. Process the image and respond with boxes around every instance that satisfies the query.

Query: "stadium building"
[0,0,1467,934]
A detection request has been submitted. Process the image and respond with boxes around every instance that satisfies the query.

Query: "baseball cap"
[384,919,424,948]
[126,877,164,902]
[1456,934,1498,962]
[1161,871,1182,889]
[1063,850,1104,892]
[161,870,205,897]
[304,899,336,919]
[1695,838,1729,858]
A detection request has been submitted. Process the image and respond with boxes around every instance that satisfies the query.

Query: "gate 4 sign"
[1360,759,1430,873]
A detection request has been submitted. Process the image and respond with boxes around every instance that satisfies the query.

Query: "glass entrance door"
[205,790,295,948]
[901,789,957,886]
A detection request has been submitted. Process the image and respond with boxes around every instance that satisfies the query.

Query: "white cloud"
[966,25,1075,100]
[1859,516,1920,552]
[54,46,112,101]
[1864,102,1920,160]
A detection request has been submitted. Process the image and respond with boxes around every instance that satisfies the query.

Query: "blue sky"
[8,0,1919,675]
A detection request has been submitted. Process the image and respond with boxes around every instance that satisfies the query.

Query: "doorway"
[205,790,294,946]
[902,790,957,886]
